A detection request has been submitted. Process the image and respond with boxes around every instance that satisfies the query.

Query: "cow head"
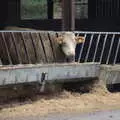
[56,32,85,62]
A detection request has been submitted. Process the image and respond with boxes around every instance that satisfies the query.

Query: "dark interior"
[0,0,120,31]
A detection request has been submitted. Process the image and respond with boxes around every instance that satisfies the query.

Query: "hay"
[0,90,120,119]
[0,80,120,119]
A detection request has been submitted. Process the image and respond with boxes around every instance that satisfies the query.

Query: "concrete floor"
[1,109,120,120]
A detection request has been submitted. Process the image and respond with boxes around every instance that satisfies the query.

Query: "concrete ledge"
[0,63,100,86]
[0,63,120,86]
[99,65,120,85]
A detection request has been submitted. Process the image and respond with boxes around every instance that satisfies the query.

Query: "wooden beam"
[47,0,53,19]
[62,0,75,31]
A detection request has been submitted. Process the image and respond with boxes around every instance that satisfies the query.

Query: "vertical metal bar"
[106,34,115,64]
[78,34,87,62]
[85,34,94,62]
[99,34,108,63]
[47,33,56,62]
[101,0,104,16]
[110,0,112,16]
[113,38,120,64]
[38,33,48,62]
[21,33,31,64]
[11,32,22,64]
[105,0,107,16]
[29,32,38,62]
[104,0,106,16]
[108,0,111,16]
[96,0,98,17]
[113,37,120,64]
[93,34,101,62]
[117,0,119,16]
[1,33,12,64]
[98,0,100,16]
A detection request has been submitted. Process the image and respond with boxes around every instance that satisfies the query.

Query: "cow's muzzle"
[66,55,75,63]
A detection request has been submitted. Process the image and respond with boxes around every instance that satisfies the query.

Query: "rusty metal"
[1,33,12,65]
[11,32,22,64]
[29,32,38,61]
[38,33,48,62]
[21,32,31,64]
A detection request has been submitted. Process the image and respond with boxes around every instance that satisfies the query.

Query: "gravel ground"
[2,109,120,120]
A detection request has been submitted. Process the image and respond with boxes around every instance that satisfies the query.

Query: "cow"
[56,32,85,62]
[2,26,85,64]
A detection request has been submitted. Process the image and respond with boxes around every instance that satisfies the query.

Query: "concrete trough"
[99,65,120,85]
[0,63,100,86]
[0,63,120,87]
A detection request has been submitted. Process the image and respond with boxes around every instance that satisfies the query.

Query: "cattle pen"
[0,30,120,92]
[0,0,119,100]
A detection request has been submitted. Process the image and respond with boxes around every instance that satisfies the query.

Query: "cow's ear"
[56,36,64,44]
[75,36,85,43]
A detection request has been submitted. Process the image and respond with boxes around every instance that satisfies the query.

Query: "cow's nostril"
[66,55,75,63]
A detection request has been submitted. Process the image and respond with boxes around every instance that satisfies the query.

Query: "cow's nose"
[66,55,75,63]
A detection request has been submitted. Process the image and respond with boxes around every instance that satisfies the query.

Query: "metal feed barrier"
[0,31,120,87]
[75,31,120,64]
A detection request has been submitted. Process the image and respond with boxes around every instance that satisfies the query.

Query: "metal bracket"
[40,72,48,92]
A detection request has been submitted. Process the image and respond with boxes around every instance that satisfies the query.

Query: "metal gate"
[0,31,119,86]
[0,31,120,65]
[75,31,120,65]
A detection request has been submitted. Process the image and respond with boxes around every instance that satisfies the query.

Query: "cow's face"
[56,32,85,62]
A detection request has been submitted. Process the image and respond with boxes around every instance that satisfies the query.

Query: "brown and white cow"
[56,32,85,62]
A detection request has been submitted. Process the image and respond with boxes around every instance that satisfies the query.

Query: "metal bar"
[1,33,12,64]
[101,0,104,16]
[1,31,120,35]
[117,0,119,16]
[113,37,120,64]
[106,34,115,64]
[85,34,94,62]
[110,0,112,16]
[78,34,87,62]
[47,33,56,62]
[29,32,38,62]
[11,32,22,64]
[99,34,108,63]
[93,34,101,62]
[96,0,98,17]
[0,63,100,86]
[108,0,111,16]
[38,33,48,62]
[21,33,31,64]
[105,0,107,16]
[74,31,120,35]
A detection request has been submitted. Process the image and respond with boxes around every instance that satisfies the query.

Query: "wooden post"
[62,0,75,31]
[47,0,53,19]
